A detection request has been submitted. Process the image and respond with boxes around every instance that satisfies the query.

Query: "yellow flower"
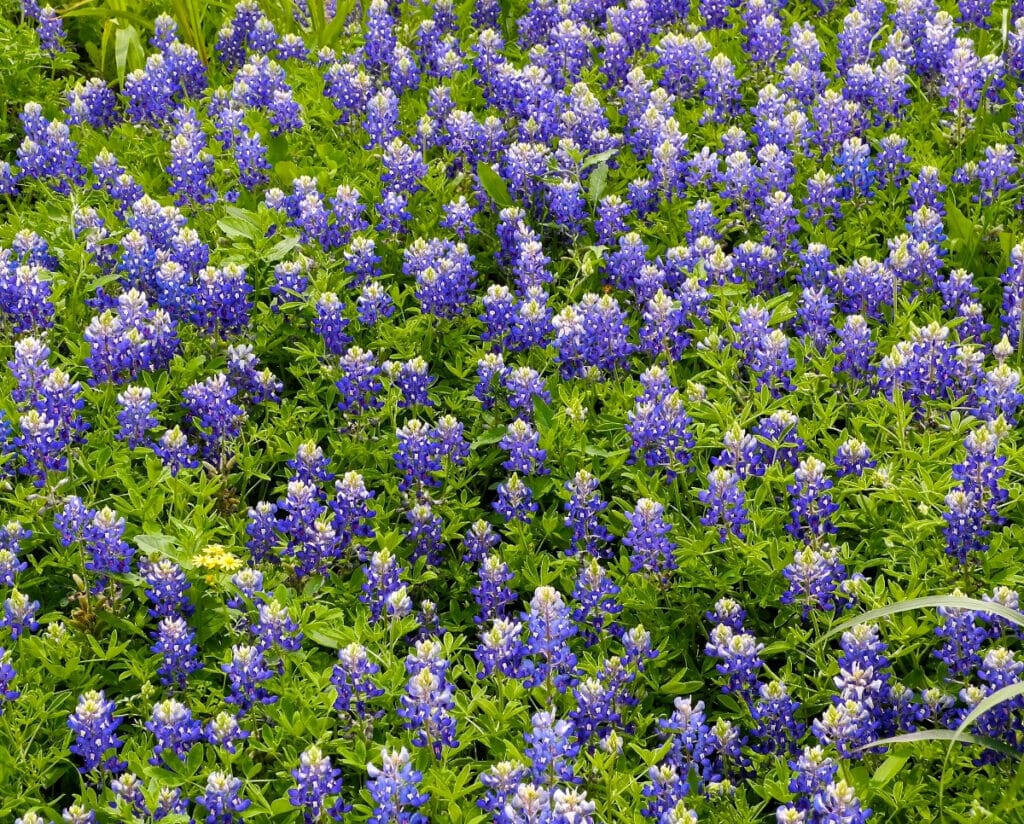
[193,544,243,583]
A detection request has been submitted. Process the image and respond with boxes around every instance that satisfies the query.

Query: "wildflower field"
[5,0,1024,820]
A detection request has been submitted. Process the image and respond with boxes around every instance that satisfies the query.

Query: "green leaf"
[825,596,1024,639]
[871,753,909,788]
[113,25,144,86]
[217,216,258,240]
[861,729,1018,759]
[266,234,301,262]
[587,162,608,207]
[532,396,555,433]
[952,682,1024,756]
[476,162,512,209]
[581,148,618,169]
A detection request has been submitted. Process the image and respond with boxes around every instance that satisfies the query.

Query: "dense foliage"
[3,0,1024,821]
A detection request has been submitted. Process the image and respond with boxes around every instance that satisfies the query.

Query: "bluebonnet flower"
[287,441,332,486]
[478,760,527,822]
[394,419,442,492]
[797,287,835,351]
[623,498,677,578]
[441,196,478,238]
[111,773,148,817]
[500,419,547,475]
[82,506,133,586]
[834,314,875,382]
[59,802,98,824]
[835,438,875,478]
[751,680,804,755]
[939,38,986,115]
[1,266,54,338]
[710,598,748,635]
[399,642,459,758]
[503,366,550,418]
[626,366,694,478]
[563,470,613,560]
[595,195,630,245]
[68,691,125,774]
[782,543,856,617]
[15,106,84,194]
[509,288,552,352]
[459,519,502,567]
[640,290,691,359]
[140,556,192,619]
[787,458,839,542]
[154,426,199,476]
[571,558,622,646]
[196,771,250,824]
[977,364,1024,424]
[474,352,507,410]
[405,502,444,565]
[699,467,749,542]
[323,60,374,125]
[35,6,67,55]
[253,599,302,656]
[193,265,253,338]
[553,294,634,378]
[343,237,381,288]
[943,423,1008,563]
[705,622,765,699]
[810,780,872,824]
[182,373,247,458]
[357,281,395,326]
[167,110,216,206]
[391,357,435,409]
[1001,244,1024,349]
[757,411,802,468]
[494,474,537,524]
[55,497,93,547]
[2,590,39,639]
[290,746,349,823]
[382,139,427,194]
[314,293,351,355]
[361,549,411,623]
[330,471,376,561]
[270,260,309,311]
[65,78,116,129]
[336,347,384,414]
[115,386,158,448]
[331,642,384,718]
[376,190,412,234]
[648,696,715,807]
[472,553,516,627]
[206,710,249,754]
[152,615,201,689]
[524,709,580,788]
[523,586,578,693]
[817,623,894,754]
[12,409,67,487]
[146,698,202,766]
[244,501,280,564]
[481,286,516,347]
[935,591,988,679]
[475,617,526,681]
[366,747,429,824]
[364,88,400,148]
[0,529,28,588]
[222,644,277,712]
